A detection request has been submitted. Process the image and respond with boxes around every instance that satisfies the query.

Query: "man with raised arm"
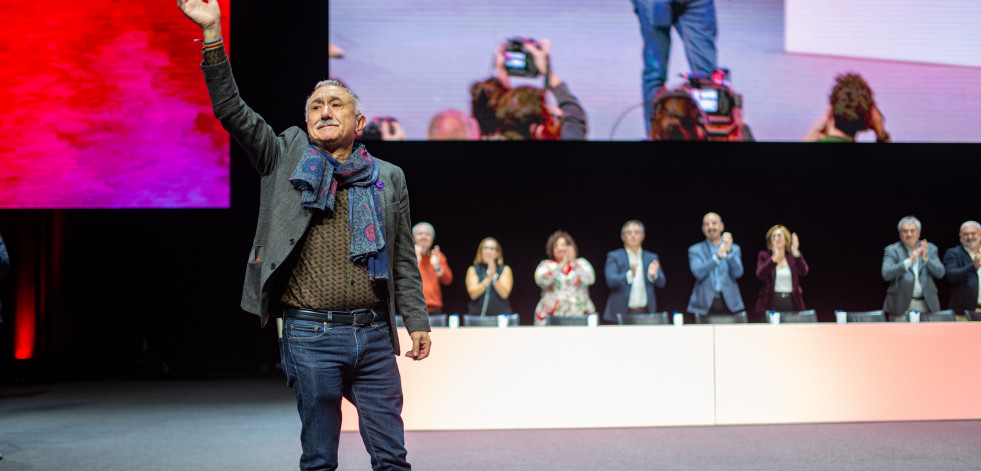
[687,212,744,316]
[178,1,431,469]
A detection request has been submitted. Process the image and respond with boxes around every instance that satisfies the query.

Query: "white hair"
[961,220,981,232]
[412,222,435,239]
[305,79,363,120]
[897,216,921,232]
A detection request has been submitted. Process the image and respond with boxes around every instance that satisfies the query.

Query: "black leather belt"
[912,296,925,301]
[284,307,384,326]
[775,292,791,298]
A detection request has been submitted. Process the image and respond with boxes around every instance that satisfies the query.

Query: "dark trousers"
[281,317,409,471]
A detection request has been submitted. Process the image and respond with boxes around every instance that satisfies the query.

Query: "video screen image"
[0,0,232,208]
[328,0,981,142]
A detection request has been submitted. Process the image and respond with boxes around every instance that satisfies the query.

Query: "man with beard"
[943,221,981,321]
[687,212,744,316]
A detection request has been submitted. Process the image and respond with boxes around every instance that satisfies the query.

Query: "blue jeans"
[632,0,718,132]
[280,317,410,471]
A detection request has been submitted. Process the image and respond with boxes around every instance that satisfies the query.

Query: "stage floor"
[2,377,979,470]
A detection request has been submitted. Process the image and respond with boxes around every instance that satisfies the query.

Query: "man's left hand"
[406,331,431,361]
[647,260,659,279]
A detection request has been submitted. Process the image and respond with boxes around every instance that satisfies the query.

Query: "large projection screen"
[327,0,981,142]
[0,0,232,209]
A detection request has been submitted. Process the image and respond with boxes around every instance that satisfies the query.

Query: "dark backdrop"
[0,3,977,379]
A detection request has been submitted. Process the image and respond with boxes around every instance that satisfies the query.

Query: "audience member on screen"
[631,0,720,135]
[688,212,744,316]
[328,42,344,59]
[178,2,431,469]
[428,109,480,140]
[942,220,981,321]
[490,39,587,140]
[755,225,808,316]
[603,220,666,323]
[413,222,453,315]
[0,231,8,323]
[534,230,596,325]
[470,77,509,139]
[649,89,707,141]
[361,116,407,141]
[465,237,514,316]
[882,216,944,321]
[804,73,891,142]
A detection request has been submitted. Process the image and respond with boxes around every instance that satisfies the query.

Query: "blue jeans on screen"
[632,0,718,133]
[281,317,410,471]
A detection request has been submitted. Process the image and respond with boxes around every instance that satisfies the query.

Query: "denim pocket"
[285,319,328,342]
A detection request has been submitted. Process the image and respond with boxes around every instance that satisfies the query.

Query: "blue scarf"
[289,142,389,280]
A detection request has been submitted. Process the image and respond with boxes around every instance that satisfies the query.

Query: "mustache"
[316,120,340,129]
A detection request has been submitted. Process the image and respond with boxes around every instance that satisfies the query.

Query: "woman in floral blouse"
[534,230,596,325]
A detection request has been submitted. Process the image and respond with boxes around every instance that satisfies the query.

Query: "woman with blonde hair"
[465,237,514,316]
[755,225,809,315]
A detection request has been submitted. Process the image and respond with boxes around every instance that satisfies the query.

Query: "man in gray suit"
[882,216,945,321]
[180,2,431,470]
[687,212,744,316]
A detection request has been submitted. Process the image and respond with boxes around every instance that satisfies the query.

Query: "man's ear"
[356,114,367,135]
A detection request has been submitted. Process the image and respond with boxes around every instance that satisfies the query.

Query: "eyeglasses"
[481,246,499,251]
[769,233,785,239]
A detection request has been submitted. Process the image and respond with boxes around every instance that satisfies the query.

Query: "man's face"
[899,222,920,249]
[960,225,981,251]
[621,223,645,251]
[413,229,433,252]
[306,85,366,153]
[702,213,724,242]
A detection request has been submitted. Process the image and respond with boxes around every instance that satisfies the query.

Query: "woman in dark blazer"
[755,225,809,315]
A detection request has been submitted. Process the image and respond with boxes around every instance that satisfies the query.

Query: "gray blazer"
[881,241,945,315]
[202,60,429,354]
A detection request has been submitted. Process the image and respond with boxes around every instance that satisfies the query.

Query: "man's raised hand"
[178,0,221,32]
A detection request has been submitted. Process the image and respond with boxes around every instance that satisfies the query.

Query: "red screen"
[0,0,232,208]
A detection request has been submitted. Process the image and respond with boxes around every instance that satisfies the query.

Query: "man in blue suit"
[603,220,666,323]
[687,212,744,315]
[943,220,981,321]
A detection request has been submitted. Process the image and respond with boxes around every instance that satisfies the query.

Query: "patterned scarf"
[290,142,389,280]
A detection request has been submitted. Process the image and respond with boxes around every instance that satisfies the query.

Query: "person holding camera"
[649,88,707,140]
[804,73,891,142]
[491,38,587,140]
[631,0,721,135]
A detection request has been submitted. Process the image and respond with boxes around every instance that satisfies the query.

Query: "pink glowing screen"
[0,1,231,208]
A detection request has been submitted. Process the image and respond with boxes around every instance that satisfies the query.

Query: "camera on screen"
[503,38,541,78]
